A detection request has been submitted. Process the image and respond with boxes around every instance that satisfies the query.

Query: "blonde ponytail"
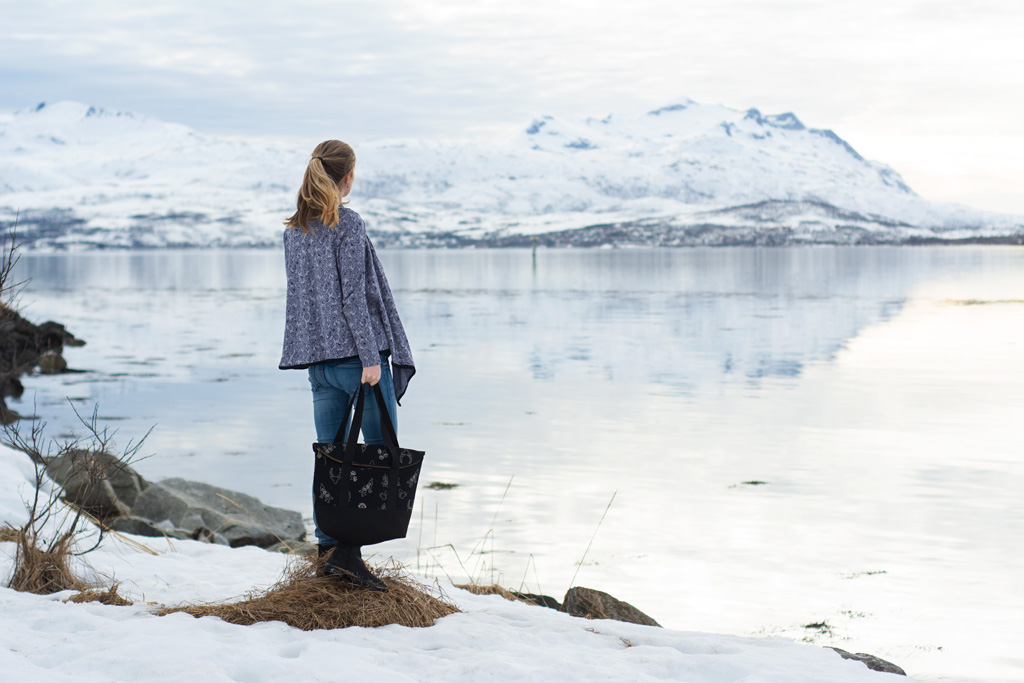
[285,140,356,232]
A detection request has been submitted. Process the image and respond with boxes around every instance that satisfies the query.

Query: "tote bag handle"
[332,384,400,451]
[333,384,405,512]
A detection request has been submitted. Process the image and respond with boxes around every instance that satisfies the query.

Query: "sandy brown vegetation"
[65,585,133,606]
[159,556,459,630]
[455,583,561,610]
[456,583,521,601]
[3,527,89,594]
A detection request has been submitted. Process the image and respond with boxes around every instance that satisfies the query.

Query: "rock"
[37,351,67,374]
[1,376,23,398]
[188,526,230,545]
[39,321,86,347]
[0,306,84,424]
[0,307,78,374]
[512,592,561,610]
[0,400,19,425]
[130,477,305,548]
[109,516,231,545]
[561,587,660,627]
[108,515,164,537]
[828,648,907,676]
[109,515,181,537]
[45,450,149,520]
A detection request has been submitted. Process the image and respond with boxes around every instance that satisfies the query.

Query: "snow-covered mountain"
[1,100,1021,249]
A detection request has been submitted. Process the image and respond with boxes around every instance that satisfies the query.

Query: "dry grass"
[5,529,90,595]
[66,584,133,606]
[158,556,460,630]
[3,525,130,601]
[455,583,557,609]
[456,583,520,601]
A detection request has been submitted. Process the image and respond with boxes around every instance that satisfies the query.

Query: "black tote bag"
[312,383,424,546]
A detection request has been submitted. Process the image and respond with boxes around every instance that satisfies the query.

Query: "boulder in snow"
[561,586,660,627]
[828,647,906,676]
[130,477,304,548]
[513,592,561,610]
[46,449,149,519]
[106,515,228,543]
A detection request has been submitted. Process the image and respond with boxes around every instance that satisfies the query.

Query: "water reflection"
[10,246,1005,447]
[387,247,924,390]
[18,247,934,393]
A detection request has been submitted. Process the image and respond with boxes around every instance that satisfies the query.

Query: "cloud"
[1,0,1022,212]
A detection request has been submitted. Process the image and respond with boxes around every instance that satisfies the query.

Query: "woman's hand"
[361,364,381,385]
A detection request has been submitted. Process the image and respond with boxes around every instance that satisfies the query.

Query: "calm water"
[10,247,1024,682]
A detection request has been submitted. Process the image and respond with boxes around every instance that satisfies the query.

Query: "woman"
[279,140,415,591]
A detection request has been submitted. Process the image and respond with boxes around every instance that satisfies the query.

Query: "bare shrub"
[1,218,24,309]
[1,220,25,424]
[1,404,151,595]
[0,218,143,600]
[5,528,88,594]
[159,556,459,630]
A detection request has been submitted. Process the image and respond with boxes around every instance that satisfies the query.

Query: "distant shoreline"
[9,233,1024,252]
[371,226,1024,249]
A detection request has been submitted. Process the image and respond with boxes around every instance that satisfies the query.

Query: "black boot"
[316,544,337,577]
[324,545,388,592]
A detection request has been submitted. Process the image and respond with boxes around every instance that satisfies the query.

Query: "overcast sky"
[2,0,1022,214]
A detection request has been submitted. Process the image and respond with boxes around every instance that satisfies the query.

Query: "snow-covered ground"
[1,100,1020,249]
[0,444,906,682]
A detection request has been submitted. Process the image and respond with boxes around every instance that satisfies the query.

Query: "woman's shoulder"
[336,206,366,236]
[338,206,364,224]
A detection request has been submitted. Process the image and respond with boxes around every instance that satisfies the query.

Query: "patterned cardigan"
[279,207,415,403]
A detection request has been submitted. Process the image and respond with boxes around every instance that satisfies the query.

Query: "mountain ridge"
[1,100,1021,249]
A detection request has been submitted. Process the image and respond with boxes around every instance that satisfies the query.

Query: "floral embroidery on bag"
[318,484,333,504]
[314,440,425,516]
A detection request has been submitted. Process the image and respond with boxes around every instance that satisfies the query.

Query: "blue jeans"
[308,352,398,545]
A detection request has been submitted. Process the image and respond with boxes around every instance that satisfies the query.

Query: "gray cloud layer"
[1,0,1022,212]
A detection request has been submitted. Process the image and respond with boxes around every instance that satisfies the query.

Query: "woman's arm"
[336,212,381,372]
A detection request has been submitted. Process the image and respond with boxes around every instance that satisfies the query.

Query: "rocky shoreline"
[7,203,1024,251]
[0,307,305,549]
[0,303,85,424]
[374,222,1024,249]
